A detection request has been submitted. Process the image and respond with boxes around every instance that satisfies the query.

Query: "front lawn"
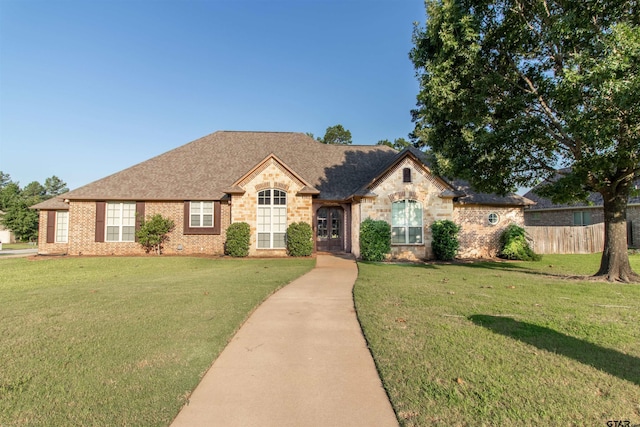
[0,256,315,426]
[355,254,640,426]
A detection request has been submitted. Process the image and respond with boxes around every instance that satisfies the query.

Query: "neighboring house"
[0,211,16,244]
[523,182,640,247]
[31,131,532,259]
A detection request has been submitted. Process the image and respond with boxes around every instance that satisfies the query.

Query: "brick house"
[523,182,640,247]
[32,131,532,259]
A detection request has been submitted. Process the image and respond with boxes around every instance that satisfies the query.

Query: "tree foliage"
[135,214,175,255]
[0,172,68,242]
[411,0,639,281]
[317,124,352,145]
[376,138,412,151]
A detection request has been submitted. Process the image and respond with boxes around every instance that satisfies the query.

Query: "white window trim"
[105,202,136,242]
[55,211,68,243]
[257,189,287,249]
[189,201,215,228]
[391,199,424,245]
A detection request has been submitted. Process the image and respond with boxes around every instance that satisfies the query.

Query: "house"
[0,211,16,244]
[32,131,532,259]
[523,182,640,247]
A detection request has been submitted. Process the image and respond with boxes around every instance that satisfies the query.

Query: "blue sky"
[0,0,426,190]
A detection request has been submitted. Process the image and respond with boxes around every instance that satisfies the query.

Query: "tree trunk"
[595,188,639,282]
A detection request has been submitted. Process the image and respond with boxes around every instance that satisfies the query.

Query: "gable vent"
[403,168,412,183]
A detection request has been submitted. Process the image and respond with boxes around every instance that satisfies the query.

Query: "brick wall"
[37,210,69,255]
[453,205,524,258]
[55,200,230,256]
[524,207,604,226]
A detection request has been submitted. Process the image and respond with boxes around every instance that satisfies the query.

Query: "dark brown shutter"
[135,202,145,242]
[95,201,106,242]
[184,201,191,233]
[46,211,56,243]
[213,201,221,234]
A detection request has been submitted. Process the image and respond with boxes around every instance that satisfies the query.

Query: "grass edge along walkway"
[354,254,640,427]
[0,256,315,426]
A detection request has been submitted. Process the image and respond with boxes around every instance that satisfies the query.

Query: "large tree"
[0,172,68,242]
[377,137,412,151]
[317,124,353,145]
[411,0,640,282]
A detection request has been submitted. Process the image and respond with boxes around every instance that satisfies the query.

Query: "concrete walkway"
[0,248,38,259]
[171,254,398,427]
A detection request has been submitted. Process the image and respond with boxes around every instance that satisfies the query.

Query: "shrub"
[136,214,175,255]
[286,222,313,256]
[499,224,541,261]
[225,222,251,257]
[360,218,391,262]
[430,220,461,260]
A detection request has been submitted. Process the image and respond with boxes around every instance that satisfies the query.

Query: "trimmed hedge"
[360,218,391,262]
[286,222,313,257]
[225,222,251,257]
[430,220,461,260]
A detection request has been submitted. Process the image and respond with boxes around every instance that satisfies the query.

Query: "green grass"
[0,256,314,426]
[0,243,35,250]
[355,253,640,426]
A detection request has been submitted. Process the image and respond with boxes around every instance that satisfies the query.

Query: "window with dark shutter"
[183,201,221,235]
[403,168,412,183]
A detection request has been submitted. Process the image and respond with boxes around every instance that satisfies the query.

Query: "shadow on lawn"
[469,315,640,386]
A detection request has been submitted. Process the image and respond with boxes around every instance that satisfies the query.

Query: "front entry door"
[316,207,344,252]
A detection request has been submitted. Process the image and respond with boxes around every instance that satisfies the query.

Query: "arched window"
[391,200,423,244]
[257,189,287,249]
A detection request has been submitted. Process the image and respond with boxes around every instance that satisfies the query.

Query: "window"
[488,212,500,225]
[106,202,136,242]
[55,211,68,243]
[391,200,423,244]
[190,201,214,227]
[573,211,591,226]
[317,208,328,239]
[257,189,287,249]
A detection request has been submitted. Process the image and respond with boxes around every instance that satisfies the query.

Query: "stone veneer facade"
[229,158,313,257]
[354,157,455,261]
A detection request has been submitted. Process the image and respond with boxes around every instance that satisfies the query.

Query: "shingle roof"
[31,131,531,208]
[56,131,400,202]
[30,196,69,210]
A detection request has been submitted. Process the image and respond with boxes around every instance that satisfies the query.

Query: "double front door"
[316,207,344,252]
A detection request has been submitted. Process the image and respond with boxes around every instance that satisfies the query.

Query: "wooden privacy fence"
[524,223,605,254]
